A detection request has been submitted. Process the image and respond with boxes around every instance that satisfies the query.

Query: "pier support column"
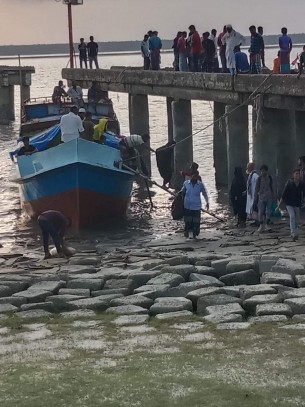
[166,97,174,143]
[172,99,193,188]
[0,86,12,124]
[128,94,151,175]
[254,102,296,194]
[276,109,296,194]
[7,85,15,120]
[225,105,249,185]
[21,85,30,105]
[213,102,228,186]
[295,111,305,157]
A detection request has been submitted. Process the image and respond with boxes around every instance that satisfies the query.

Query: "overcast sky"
[1,0,305,45]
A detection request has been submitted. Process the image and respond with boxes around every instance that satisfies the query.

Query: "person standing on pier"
[172,32,182,71]
[87,35,99,69]
[234,46,250,74]
[78,38,88,69]
[149,31,162,70]
[201,32,216,72]
[181,171,209,240]
[279,27,292,74]
[38,210,71,260]
[218,26,228,73]
[141,34,151,70]
[276,169,305,241]
[249,25,264,74]
[188,25,202,72]
[257,26,266,68]
[221,24,245,75]
[209,29,219,72]
[178,31,188,72]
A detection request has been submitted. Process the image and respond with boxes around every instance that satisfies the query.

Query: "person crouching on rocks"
[276,168,305,241]
[181,171,209,240]
[38,210,71,259]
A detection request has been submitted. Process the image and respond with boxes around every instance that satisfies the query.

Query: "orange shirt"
[191,31,202,55]
[273,57,280,74]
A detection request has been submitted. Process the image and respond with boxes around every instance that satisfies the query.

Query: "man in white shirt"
[60,106,84,143]
[246,162,259,225]
[222,24,245,75]
[67,81,84,106]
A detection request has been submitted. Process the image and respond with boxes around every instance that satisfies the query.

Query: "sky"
[1,0,305,45]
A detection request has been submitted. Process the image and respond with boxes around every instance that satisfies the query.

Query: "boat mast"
[67,2,74,68]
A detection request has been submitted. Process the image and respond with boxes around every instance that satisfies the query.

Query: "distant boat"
[20,96,120,136]
[10,126,134,228]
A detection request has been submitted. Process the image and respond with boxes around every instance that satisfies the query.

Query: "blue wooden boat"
[21,97,119,136]
[10,127,134,228]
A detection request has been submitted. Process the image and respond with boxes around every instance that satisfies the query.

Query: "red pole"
[68,3,74,68]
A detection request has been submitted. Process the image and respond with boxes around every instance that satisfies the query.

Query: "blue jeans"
[191,54,200,72]
[258,200,272,224]
[179,53,188,72]
[286,206,300,235]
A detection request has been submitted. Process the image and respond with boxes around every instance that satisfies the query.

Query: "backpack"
[171,192,184,220]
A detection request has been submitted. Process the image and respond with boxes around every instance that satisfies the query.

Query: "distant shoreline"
[0,44,302,61]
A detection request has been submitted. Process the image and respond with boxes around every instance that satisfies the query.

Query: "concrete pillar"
[275,109,296,194]
[129,94,151,175]
[172,99,193,188]
[225,105,249,185]
[254,102,296,194]
[0,86,11,124]
[8,85,15,120]
[295,111,305,156]
[252,101,277,177]
[20,85,31,106]
[213,102,228,186]
[166,97,174,143]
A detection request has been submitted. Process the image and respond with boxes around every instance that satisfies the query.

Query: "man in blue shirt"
[234,46,250,74]
[149,31,162,70]
[181,172,209,240]
[249,25,264,74]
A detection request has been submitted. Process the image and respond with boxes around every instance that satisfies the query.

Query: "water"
[0,49,302,250]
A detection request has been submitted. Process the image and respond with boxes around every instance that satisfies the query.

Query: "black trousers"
[38,218,62,254]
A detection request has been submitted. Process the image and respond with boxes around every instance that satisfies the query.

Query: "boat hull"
[12,139,134,228]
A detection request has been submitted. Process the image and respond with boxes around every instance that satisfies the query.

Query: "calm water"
[0,49,302,249]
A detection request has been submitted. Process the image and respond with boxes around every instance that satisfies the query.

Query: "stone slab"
[220,269,260,286]
[161,265,197,280]
[239,284,277,300]
[0,296,27,307]
[150,297,193,315]
[59,265,97,274]
[261,272,294,287]
[249,315,288,323]
[256,303,292,317]
[205,303,245,316]
[20,302,55,313]
[154,310,193,320]
[226,259,258,273]
[280,288,305,300]
[127,270,162,287]
[0,286,13,298]
[110,295,154,309]
[216,322,251,330]
[193,266,218,277]
[29,280,66,294]
[68,297,108,311]
[295,275,305,288]
[203,313,243,324]
[146,273,185,288]
[284,298,305,314]
[16,310,52,318]
[271,259,305,278]
[189,274,224,286]
[0,281,28,294]
[243,294,281,315]
[60,309,96,318]
[12,289,53,303]
[186,287,226,303]
[106,305,149,315]
[0,303,18,314]
[58,288,91,297]
[67,279,104,291]
[112,314,150,326]
[134,284,170,299]
[103,279,135,295]
[69,257,100,266]
[157,281,219,299]
[197,294,242,315]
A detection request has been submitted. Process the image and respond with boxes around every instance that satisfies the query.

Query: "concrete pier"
[128,94,151,176]
[172,99,193,188]
[0,66,34,124]
[62,68,305,191]
[213,102,228,186]
[225,105,249,185]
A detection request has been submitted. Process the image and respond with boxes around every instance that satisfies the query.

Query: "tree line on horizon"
[1,34,305,57]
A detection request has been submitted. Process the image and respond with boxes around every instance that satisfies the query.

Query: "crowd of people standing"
[140,24,297,75]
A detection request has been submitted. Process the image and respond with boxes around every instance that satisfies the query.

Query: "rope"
[120,72,274,164]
